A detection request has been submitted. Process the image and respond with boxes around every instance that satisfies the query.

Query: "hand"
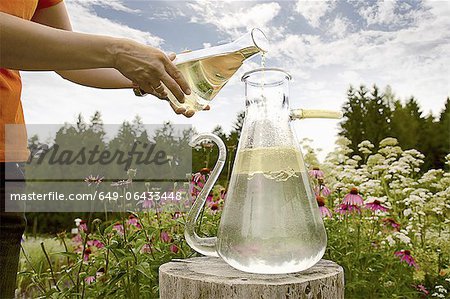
[132,52,210,118]
[165,98,211,118]
[163,53,210,118]
[113,40,191,103]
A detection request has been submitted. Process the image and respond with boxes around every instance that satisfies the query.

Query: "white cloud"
[327,16,351,38]
[295,0,336,27]
[68,0,140,13]
[357,0,431,29]
[337,71,363,85]
[188,1,282,38]
[359,0,397,26]
[65,0,163,46]
[268,0,449,160]
[147,7,186,20]
[19,0,449,162]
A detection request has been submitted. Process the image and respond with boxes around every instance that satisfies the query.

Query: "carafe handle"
[184,133,226,257]
[290,109,343,120]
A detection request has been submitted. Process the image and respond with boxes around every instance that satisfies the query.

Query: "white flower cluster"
[432,285,448,298]
[324,136,450,251]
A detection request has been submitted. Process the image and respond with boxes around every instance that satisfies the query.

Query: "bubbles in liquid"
[239,147,301,182]
[217,147,327,274]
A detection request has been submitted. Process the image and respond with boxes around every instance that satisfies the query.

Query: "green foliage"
[340,86,449,170]
[323,137,450,298]
[18,182,226,299]
[19,107,449,298]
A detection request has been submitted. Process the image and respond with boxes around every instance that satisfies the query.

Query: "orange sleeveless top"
[0,0,63,162]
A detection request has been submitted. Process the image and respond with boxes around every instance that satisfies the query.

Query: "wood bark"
[159,257,344,299]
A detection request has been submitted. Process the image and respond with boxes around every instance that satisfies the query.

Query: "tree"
[340,85,369,155]
[212,125,227,141]
[418,113,440,170]
[340,84,449,170]
[231,110,246,137]
[437,97,450,169]
[390,97,423,150]
[364,85,392,146]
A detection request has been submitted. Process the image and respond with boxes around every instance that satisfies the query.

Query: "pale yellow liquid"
[166,46,261,112]
[233,147,303,181]
[217,147,326,274]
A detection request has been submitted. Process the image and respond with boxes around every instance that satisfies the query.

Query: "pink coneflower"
[200,167,211,175]
[190,172,206,197]
[315,185,331,197]
[170,244,179,254]
[84,175,103,186]
[141,243,152,254]
[316,196,332,218]
[85,276,95,284]
[83,247,92,261]
[415,284,429,295]
[87,239,104,249]
[383,218,401,231]
[79,220,88,233]
[140,199,153,209]
[127,215,141,229]
[72,233,82,245]
[343,188,364,206]
[161,231,171,243]
[309,167,324,179]
[210,203,219,212]
[112,222,124,236]
[394,250,418,268]
[191,173,205,185]
[336,203,361,215]
[137,192,156,209]
[365,199,389,212]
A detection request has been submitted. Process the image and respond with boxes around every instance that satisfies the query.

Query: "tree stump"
[159,257,344,299]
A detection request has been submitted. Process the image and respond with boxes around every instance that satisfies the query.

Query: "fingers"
[167,100,195,118]
[145,86,164,99]
[160,73,187,104]
[168,100,186,115]
[143,74,167,97]
[163,57,191,96]
[138,81,156,95]
[167,52,176,61]
[153,82,166,97]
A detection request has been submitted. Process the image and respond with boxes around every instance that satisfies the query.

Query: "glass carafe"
[185,68,341,274]
[166,28,268,112]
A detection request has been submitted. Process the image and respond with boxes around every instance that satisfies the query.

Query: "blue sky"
[21,0,450,160]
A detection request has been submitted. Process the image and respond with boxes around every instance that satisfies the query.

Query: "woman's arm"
[0,10,190,102]
[31,2,133,89]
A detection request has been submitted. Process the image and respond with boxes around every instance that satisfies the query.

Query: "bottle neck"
[244,81,291,120]
[238,69,295,149]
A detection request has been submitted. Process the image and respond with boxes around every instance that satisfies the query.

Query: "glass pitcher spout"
[290,109,343,120]
[165,28,269,112]
[184,133,226,257]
